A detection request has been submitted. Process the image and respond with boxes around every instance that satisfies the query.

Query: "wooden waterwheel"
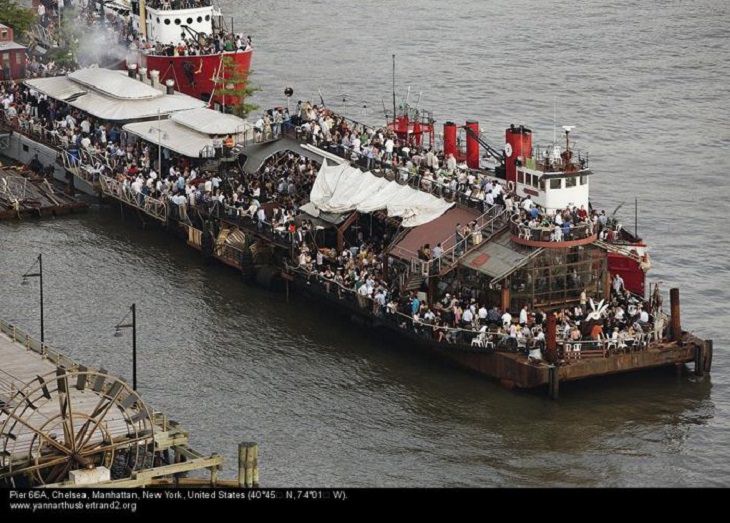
[0,367,155,486]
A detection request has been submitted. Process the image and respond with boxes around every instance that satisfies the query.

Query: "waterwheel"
[0,367,155,487]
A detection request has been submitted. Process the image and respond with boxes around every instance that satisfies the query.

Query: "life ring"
[507,180,515,192]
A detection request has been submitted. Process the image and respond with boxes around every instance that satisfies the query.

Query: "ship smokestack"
[505,125,533,184]
[443,121,457,159]
[127,63,137,79]
[465,120,480,169]
[165,79,175,95]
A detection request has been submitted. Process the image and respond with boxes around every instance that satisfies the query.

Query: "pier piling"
[238,442,259,487]
[670,288,681,342]
[546,313,557,363]
[694,343,705,377]
[548,365,559,400]
[704,340,713,373]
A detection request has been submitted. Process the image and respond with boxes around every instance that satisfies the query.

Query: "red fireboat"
[97,0,252,107]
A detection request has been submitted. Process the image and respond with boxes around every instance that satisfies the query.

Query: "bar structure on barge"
[0,69,714,398]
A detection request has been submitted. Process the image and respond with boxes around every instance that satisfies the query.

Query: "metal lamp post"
[114,303,137,391]
[21,253,44,344]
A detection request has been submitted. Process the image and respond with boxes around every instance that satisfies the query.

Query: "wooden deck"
[0,321,225,487]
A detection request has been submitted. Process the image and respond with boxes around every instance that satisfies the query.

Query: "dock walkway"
[0,320,223,487]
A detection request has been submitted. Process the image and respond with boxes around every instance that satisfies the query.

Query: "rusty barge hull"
[174,217,711,393]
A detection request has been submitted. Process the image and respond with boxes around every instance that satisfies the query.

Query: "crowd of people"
[513,197,598,242]
[1,58,656,366]
[35,0,251,63]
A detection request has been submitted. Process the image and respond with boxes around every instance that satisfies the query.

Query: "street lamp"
[21,253,44,344]
[114,303,137,391]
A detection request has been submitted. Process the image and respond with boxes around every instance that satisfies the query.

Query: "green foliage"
[0,0,36,37]
[215,55,260,118]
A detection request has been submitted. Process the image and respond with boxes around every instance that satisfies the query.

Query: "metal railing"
[98,175,168,222]
[510,213,594,243]
[404,205,510,279]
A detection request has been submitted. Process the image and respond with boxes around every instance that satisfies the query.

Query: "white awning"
[68,68,162,100]
[123,118,253,158]
[123,119,216,158]
[171,107,253,135]
[309,161,453,227]
[25,69,206,121]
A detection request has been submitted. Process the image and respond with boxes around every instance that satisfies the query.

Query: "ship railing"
[284,264,507,351]
[0,110,65,151]
[510,213,593,242]
[145,0,213,10]
[527,144,589,173]
[406,206,510,278]
[98,174,168,222]
[196,200,293,249]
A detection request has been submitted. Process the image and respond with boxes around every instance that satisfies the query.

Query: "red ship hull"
[129,49,253,106]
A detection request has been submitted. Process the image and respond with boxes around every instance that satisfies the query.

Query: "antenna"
[553,97,557,145]
[562,125,575,151]
[392,54,397,122]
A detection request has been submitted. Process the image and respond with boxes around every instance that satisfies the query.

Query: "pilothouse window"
[550,179,562,190]
[566,177,577,188]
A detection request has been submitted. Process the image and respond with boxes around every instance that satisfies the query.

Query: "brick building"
[0,23,27,80]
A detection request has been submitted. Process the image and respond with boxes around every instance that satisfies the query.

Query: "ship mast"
[139,0,148,40]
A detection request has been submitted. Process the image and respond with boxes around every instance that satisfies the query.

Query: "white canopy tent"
[25,68,206,121]
[123,108,255,158]
[123,119,217,158]
[309,160,453,227]
[171,107,254,136]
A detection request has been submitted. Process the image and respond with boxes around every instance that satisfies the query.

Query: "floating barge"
[0,166,87,221]
[0,67,713,398]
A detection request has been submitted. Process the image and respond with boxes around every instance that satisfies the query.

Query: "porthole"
[204,15,210,21]
[187,17,193,24]
[197,16,202,23]
[174,19,181,25]
[164,18,170,25]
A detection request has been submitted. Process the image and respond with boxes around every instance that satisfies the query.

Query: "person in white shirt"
[521,196,533,212]
[501,311,512,328]
[478,306,488,321]
[462,308,474,326]
[384,138,394,161]
[519,306,529,325]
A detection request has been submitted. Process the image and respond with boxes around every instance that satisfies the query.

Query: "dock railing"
[0,319,77,372]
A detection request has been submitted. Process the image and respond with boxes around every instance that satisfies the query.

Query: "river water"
[1,0,729,486]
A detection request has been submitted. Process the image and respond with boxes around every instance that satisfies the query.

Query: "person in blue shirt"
[562,220,571,239]
[411,294,421,316]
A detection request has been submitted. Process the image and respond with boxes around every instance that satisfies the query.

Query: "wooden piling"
[670,288,681,342]
[694,343,705,377]
[238,442,259,488]
[546,312,557,363]
[237,443,246,487]
[704,340,713,373]
[548,365,559,400]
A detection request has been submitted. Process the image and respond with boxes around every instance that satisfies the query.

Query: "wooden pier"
[0,319,257,488]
